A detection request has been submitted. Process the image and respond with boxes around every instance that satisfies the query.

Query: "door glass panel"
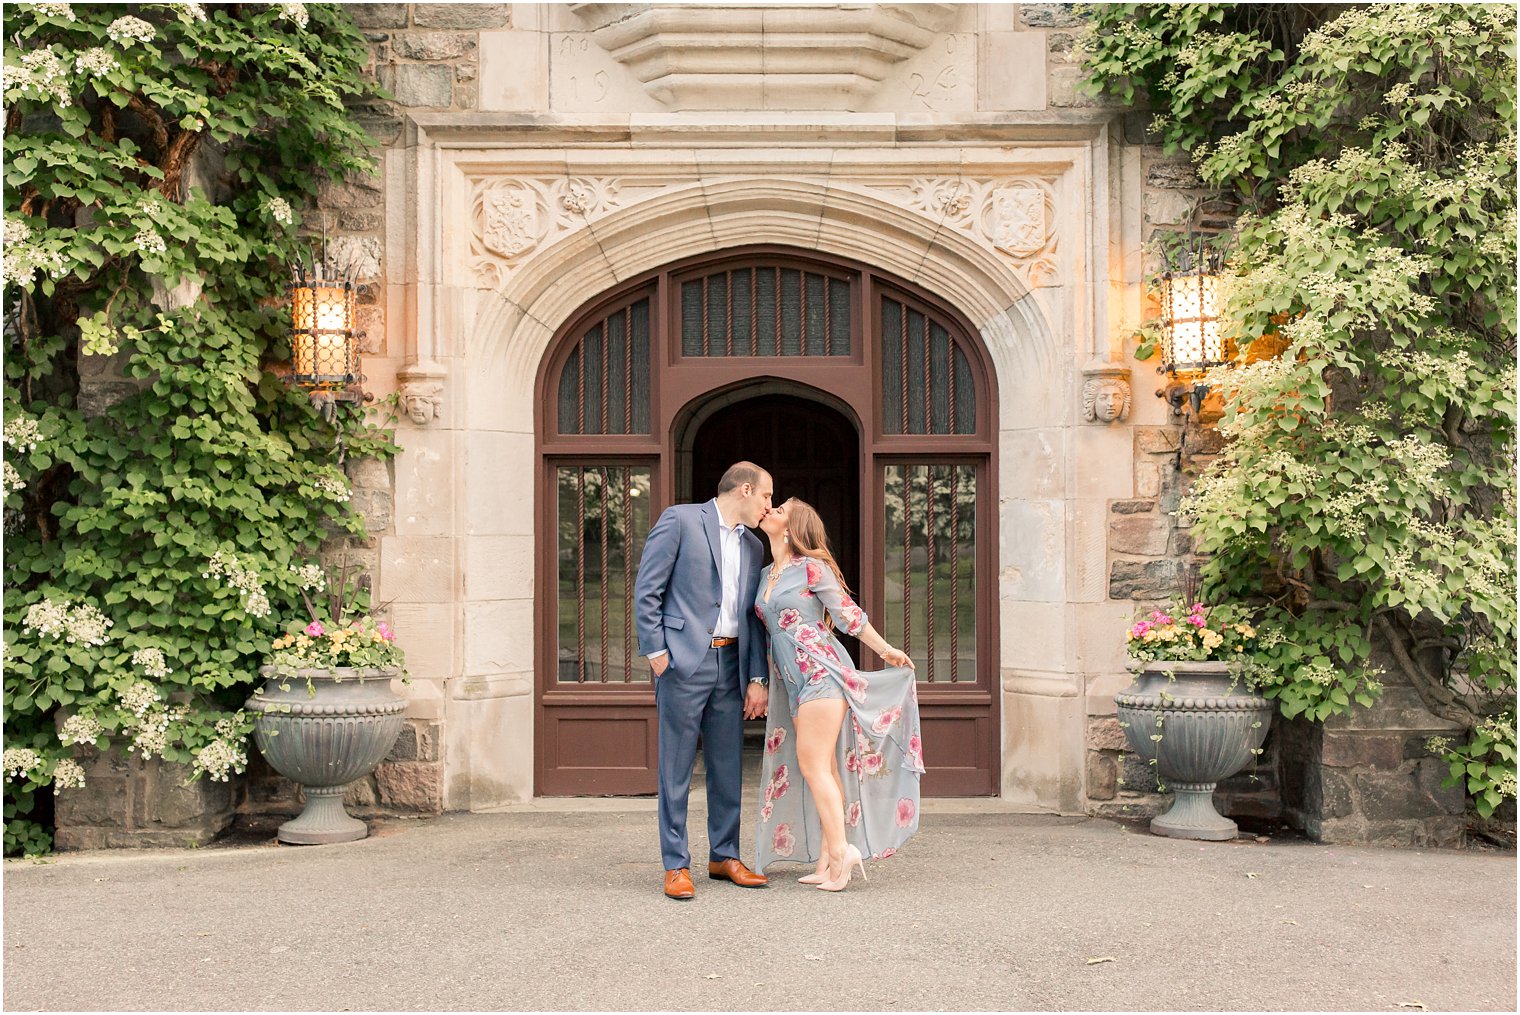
[558,298,651,435]
[881,297,976,434]
[557,465,652,683]
[680,266,852,357]
[882,463,977,683]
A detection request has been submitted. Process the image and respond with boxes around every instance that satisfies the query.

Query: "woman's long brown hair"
[782,497,853,601]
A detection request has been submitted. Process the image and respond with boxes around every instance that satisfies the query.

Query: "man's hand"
[744,681,768,719]
[650,654,670,679]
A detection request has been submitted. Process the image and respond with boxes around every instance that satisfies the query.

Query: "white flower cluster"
[265,197,294,226]
[204,550,271,618]
[1,216,66,288]
[3,747,43,782]
[131,646,171,678]
[313,472,350,502]
[135,228,167,256]
[107,15,157,45]
[178,3,209,21]
[130,710,172,759]
[33,2,77,20]
[59,713,104,747]
[193,737,247,782]
[3,46,71,107]
[117,680,161,718]
[3,462,23,497]
[22,598,113,645]
[290,562,326,593]
[52,758,86,792]
[275,3,310,29]
[4,417,43,454]
[214,714,245,739]
[74,48,119,78]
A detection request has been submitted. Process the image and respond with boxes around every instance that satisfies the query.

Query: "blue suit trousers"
[656,643,743,871]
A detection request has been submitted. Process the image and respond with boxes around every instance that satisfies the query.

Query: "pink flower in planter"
[376,621,395,642]
[305,621,325,637]
[896,797,916,828]
[773,823,796,857]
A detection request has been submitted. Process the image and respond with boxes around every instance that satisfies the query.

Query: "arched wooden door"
[535,247,999,796]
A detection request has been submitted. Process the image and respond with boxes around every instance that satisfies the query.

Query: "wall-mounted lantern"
[289,264,359,397]
[1156,240,1227,416]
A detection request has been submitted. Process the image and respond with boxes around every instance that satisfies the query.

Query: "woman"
[751,497,925,891]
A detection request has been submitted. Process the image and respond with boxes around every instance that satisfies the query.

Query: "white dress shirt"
[647,499,746,664]
[711,498,745,639]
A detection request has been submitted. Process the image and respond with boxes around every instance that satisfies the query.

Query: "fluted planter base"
[277,786,369,845]
[247,666,407,846]
[1148,781,1239,841]
[1116,660,1273,843]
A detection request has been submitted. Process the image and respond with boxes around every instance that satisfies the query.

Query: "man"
[634,461,773,900]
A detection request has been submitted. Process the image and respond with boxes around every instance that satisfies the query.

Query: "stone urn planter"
[1115,660,1273,841]
[246,666,407,845]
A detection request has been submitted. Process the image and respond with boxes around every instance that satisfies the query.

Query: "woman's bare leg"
[794,698,849,878]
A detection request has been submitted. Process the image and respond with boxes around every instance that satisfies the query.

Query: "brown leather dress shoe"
[664,868,695,900]
[707,857,768,887]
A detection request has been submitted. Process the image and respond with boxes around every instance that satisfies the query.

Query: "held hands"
[744,681,769,719]
[881,645,915,670]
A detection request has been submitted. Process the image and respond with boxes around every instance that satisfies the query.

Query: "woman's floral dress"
[752,555,926,871]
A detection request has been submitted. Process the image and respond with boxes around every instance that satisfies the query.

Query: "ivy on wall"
[1081,4,1516,815]
[2,2,396,854]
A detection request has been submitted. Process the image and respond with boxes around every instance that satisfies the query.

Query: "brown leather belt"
[710,637,737,648]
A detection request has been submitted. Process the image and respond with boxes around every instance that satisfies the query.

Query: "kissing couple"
[633,460,925,900]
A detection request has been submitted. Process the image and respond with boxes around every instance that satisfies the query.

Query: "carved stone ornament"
[467,176,627,288]
[1081,363,1132,424]
[989,186,1046,257]
[397,361,446,426]
[479,184,541,258]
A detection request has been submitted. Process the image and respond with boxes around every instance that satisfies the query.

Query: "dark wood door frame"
[535,245,1000,797]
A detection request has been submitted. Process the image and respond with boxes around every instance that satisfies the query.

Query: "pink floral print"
[871,705,903,735]
[908,732,924,771]
[844,671,869,704]
[861,751,885,777]
[760,802,773,822]
[805,559,824,586]
[773,823,796,858]
[778,608,801,629]
[765,727,787,755]
[846,801,862,828]
[896,797,916,828]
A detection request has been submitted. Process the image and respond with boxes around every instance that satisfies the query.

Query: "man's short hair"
[717,461,767,495]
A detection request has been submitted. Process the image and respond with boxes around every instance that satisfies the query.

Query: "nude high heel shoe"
[798,867,827,885]
[816,844,866,892]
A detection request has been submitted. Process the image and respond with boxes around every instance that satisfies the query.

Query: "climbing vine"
[1081,4,1516,816]
[2,2,395,854]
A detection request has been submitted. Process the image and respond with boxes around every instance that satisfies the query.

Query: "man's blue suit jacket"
[634,500,767,689]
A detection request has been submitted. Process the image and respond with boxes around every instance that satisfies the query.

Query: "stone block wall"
[54,745,233,850]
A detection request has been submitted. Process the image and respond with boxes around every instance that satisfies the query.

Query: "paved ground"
[3,803,1514,1012]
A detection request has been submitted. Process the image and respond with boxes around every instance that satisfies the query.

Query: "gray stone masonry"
[53,744,233,850]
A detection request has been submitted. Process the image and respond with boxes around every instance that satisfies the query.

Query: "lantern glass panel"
[290,279,357,389]
[1160,269,1223,375]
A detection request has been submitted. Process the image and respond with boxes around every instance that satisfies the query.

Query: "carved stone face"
[1094,383,1125,422]
[406,397,431,425]
[1083,378,1131,424]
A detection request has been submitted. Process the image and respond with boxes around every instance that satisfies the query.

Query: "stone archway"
[387,126,1119,812]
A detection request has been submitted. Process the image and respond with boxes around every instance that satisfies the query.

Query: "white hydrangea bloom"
[63,603,112,646]
[107,15,156,45]
[265,197,294,226]
[134,229,167,256]
[177,2,208,21]
[0,216,66,288]
[204,550,271,617]
[117,680,160,718]
[3,218,30,245]
[3,748,43,782]
[291,563,326,592]
[22,598,70,639]
[74,48,119,78]
[52,758,86,792]
[3,461,23,496]
[131,646,171,678]
[313,472,350,502]
[130,711,171,759]
[33,2,77,20]
[4,417,42,454]
[275,3,309,29]
[2,47,71,108]
[194,737,247,782]
[59,713,104,747]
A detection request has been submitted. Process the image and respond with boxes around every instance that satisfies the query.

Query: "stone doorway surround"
[376,109,1145,813]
